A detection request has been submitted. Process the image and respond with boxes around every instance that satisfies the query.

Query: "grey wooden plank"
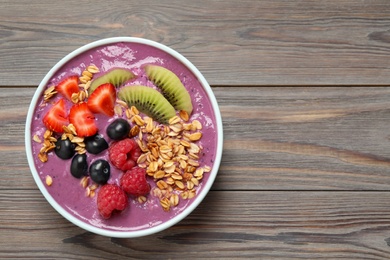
[1,1,390,86]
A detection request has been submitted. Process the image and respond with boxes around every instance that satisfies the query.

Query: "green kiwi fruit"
[118,85,176,124]
[89,68,135,94]
[144,64,193,115]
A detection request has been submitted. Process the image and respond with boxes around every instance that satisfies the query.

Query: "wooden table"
[2,1,390,258]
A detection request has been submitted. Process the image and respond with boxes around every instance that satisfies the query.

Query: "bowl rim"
[25,37,223,238]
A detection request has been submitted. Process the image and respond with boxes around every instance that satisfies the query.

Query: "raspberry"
[97,184,128,219]
[120,167,151,196]
[108,138,141,171]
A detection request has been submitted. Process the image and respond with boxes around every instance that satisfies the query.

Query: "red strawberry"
[42,98,68,133]
[69,102,98,137]
[97,184,128,219]
[87,83,116,116]
[55,76,79,101]
[120,167,150,196]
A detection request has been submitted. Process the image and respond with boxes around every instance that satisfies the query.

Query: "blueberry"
[70,154,88,178]
[106,118,130,140]
[89,159,110,184]
[54,138,76,160]
[84,134,108,154]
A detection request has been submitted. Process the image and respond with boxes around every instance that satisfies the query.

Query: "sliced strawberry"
[69,103,98,137]
[87,83,116,117]
[55,76,79,101]
[42,98,68,133]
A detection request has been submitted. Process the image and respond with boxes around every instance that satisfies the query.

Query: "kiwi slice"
[118,85,176,124]
[89,68,135,94]
[144,64,193,115]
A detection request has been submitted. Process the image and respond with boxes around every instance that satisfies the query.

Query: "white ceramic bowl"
[25,37,223,237]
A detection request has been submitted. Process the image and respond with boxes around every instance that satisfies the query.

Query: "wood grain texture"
[3,2,390,258]
[3,89,390,258]
[4,87,390,191]
[1,190,390,259]
[1,0,390,86]
[3,86,390,259]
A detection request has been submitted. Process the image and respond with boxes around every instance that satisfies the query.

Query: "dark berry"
[70,153,88,178]
[106,118,130,140]
[54,138,76,160]
[89,159,110,184]
[84,134,108,154]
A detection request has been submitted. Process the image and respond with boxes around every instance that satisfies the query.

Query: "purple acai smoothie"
[30,42,218,231]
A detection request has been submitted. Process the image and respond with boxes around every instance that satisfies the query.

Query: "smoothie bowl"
[25,37,223,238]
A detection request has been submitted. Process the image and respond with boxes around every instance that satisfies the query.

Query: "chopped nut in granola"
[45,175,53,186]
[124,105,211,211]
